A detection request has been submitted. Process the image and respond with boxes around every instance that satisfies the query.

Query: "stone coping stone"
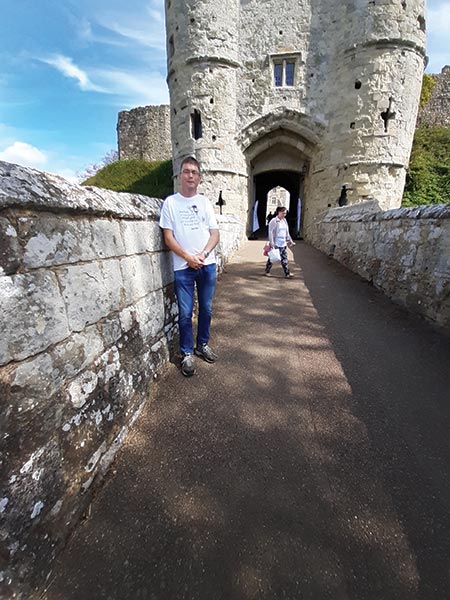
[0,161,162,220]
[323,201,450,223]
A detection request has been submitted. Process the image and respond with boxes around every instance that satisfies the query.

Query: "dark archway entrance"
[251,170,302,239]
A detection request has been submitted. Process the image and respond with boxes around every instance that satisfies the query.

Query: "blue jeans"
[173,263,217,356]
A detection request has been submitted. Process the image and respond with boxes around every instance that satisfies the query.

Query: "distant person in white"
[265,206,295,278]
[159,156,220,377]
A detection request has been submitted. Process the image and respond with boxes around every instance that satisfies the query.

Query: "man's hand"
[187,253,205,269]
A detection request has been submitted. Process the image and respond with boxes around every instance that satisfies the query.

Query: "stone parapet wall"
[215,213,246,272]
[0,161,244,598]
[309,203,450,331]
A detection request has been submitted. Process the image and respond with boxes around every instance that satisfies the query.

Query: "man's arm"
[162,229,205,269]
[202,229,220,257]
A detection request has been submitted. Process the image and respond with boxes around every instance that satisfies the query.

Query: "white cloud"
[51,167,79,183]
[92,67,169,106]
[75,17,129,48]
[35,53,168,104]
[0,139,79,182]
[0,141,48,168]
[93,8,166,51]
[38,55,108,93]
[99,21,163,48]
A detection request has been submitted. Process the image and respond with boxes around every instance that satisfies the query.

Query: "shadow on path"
[42,241,450,600]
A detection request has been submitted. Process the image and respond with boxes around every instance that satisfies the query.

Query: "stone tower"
[165,0,426,237]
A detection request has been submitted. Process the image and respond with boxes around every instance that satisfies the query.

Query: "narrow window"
[285,62,295,86]
[417,15,426,32]
[169,35,175,59]
[274,63,283,87]
[273,60,295,87]
[191,109,202,140]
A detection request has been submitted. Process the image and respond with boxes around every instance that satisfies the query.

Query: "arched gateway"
[239,109,320,238]
[164,0,425,239]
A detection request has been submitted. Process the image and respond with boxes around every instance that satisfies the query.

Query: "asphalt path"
[42,240,450,600]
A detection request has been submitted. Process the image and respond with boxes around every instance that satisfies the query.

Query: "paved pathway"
[42,241,450,600]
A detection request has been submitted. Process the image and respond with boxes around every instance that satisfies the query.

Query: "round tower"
[304,0,426,230]
[165,0,247,213]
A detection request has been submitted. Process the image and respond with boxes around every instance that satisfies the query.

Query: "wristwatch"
[203,250,210,258]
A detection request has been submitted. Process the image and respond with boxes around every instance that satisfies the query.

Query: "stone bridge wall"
[309,202,450,332]
[0,161,244,598]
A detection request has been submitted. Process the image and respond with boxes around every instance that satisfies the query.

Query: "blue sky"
[0,1,449,182]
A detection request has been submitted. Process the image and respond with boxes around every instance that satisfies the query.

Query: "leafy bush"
[402,127,450,206]
[419,73,436,109]
[82,159,173,199]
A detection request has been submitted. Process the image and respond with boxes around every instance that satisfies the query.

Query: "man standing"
[159,156,220,377]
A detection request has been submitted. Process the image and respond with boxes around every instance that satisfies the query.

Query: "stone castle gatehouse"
[117,2,427,236]
[164,0,426,237]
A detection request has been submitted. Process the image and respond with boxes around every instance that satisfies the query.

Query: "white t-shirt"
[275,219,289,247]
[159,192,219,271]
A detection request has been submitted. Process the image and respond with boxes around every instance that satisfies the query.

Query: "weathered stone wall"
[164,0,426,233]
[309,203,450,331]
[165,0,248,217]
[117,105,172,162]
[417,66,450,127]
[0,161,244,598]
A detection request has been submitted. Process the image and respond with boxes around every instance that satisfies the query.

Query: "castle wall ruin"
[117,104,172,162]
[417,65,450,127]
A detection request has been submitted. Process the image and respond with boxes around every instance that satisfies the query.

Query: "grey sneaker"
[194,344,218,363]
[181,354,196,377]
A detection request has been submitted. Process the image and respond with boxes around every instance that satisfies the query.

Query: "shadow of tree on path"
[44,241,450,600]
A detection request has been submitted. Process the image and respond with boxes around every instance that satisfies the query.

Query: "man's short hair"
[180,156,201,175]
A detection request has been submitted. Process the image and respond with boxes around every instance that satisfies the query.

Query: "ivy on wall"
[419,73,436,109]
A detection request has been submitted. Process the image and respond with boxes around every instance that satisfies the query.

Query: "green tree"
[403,127,450,206]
